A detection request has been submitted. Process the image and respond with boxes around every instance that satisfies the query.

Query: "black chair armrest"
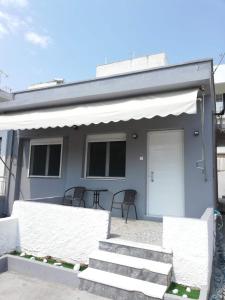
[63,187,76,197]
[111,190,127,203]
[112,190,126,197]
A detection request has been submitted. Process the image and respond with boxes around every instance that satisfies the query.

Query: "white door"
[147,130,184,217]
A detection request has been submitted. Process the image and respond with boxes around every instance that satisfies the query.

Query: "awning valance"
[0,89,198,130]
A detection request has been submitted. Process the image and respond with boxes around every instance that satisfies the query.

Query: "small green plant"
[10,251,87,271]
[167,282,200,299]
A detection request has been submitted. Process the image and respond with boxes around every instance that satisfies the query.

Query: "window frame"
[216,93,224,114]
[28,137,63,178]
[84,133,127,179]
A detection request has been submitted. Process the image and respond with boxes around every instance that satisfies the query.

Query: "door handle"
[151,171,154,182]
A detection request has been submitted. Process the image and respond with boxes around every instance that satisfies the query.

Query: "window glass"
[48,144,61,176]
[87,142,106,176]
[29,141,62,177]
[109,141,126,177]
[30,145,47,176]
[86,138,126,178]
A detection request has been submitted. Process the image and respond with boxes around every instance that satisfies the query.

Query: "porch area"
[110,217,162,246]
[23,197,163,246]
[2,83,214,221]
[7,109,210,221]
[0,199,214,299]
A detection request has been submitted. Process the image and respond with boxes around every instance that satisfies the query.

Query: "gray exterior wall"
[1,59,215,219]
[11,96,215,219]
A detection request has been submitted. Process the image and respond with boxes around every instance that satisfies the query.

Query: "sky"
[0,0,225,91]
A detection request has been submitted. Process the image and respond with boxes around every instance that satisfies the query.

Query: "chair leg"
[110,202,114,212]
[121,204,124,218]
[125,205,130,223]
[134,204,138,220]
[80,200,85,207]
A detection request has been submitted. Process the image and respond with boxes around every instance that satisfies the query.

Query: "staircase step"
[89,250,172,285]
[99,238,172,263]
[79,268,167,300]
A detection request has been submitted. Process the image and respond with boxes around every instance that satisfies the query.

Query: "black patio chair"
[63,186,86,207]
[110,189,137,223]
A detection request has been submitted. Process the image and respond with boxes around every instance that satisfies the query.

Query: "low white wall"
[10,201,110,264]
[218,171,225,198]
[0,217,18,255]
[163,208,214,288]
[201,208,214,286]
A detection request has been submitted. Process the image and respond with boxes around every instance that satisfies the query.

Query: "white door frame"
[146,129,185,217]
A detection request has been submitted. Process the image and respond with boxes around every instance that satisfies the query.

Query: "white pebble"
[183,295,188,298]
[43,259,47,263]
[30,257,35,260]
[186,287,191,293]
[172,289,178,294]
[20,252,26,257]
[73,263,80,272]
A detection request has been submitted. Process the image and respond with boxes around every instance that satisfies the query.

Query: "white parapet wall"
[163,208,214,289]
[0,201,111,264]
[0,217,18,255]
[96,53,168,77]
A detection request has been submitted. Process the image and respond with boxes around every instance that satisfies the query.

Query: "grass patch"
[61,262,74,269]
[80,264,88,271]
[10,251,87,271]
[167,282,200,299]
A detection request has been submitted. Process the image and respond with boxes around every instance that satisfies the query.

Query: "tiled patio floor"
[110,217,163,246]
[0,271,107,300]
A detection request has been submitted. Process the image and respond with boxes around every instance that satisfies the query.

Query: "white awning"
[0,89,198,130]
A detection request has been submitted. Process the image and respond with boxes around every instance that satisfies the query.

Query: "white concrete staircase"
[78,238,173,300]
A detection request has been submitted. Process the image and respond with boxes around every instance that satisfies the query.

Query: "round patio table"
[87,189,108,210]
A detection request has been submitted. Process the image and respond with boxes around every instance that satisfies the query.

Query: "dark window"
[29,143,62,176]
[109,141,126,177]
[87,141,126,177]
[88,142,106,176]
[48,144,61,176]
[30,145,47,176]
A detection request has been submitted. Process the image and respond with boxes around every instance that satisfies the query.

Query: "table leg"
[91,191,105,210]
[97,192,105,210]
[92,191,97,209]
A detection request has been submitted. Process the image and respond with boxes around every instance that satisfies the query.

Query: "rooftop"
[0,57,213,114]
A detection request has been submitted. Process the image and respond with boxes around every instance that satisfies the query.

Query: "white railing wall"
[163,208,214,289]
[0,201,111,264]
